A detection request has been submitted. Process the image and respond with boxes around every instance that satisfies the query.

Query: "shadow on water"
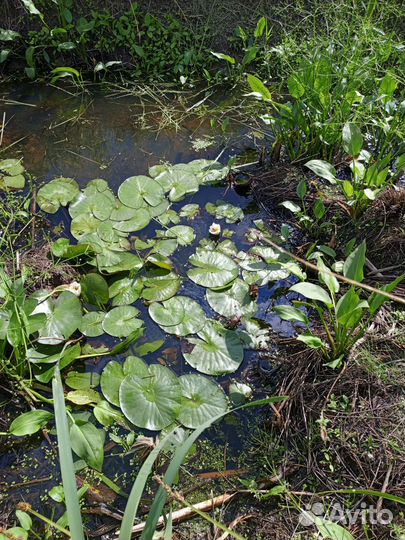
[0,84,293,525]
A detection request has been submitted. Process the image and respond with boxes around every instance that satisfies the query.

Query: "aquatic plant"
[274,242,403,366]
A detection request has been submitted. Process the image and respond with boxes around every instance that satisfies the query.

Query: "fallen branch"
[260,236,405,306]
[113,491,237,538]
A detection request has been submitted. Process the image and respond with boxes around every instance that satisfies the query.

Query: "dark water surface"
[0,84,293,525]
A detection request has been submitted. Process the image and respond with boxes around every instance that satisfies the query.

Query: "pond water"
[0,85,296,528]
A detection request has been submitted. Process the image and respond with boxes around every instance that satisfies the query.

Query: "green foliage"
[4,1,211,82]
[274,242,403,366]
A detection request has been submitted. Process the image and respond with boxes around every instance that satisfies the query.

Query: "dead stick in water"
[259,236,405,306]
[113,491,237,538]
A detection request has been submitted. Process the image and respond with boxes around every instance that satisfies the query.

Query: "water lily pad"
[238,251,289,285]
[80,311,105,337]
[100,357,148,406]
[118,175,164,208]
[81,273,109,306]
[37,177,79,214]
[178,374,228,428]
[156,209,180,226]
[119,365,182,430]
[205,200,244,223]
[150,239,178,257]
[102,306,142,337]
[0,158,24,176]
[33,291,82,345]
[188,249,239,288]
[71,214,99,240]
[154,167,199,202]
[110,202,138,221]
[112,208,151,232]
[179,204,200,219]
[109,277,143,306]
[96,251,143,274]
[149,296,205,336]
[164,225,196,246]
[141,269,181,302]
[206,279,257,318]
[69,192,114,221]
[183,322,244,375]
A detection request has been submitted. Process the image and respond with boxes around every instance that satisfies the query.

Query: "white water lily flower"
[209,222,221,236]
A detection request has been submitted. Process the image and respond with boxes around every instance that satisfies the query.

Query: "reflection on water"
[0,84,258,186]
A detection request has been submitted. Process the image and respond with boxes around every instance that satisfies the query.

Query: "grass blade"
[118,429,176,540]
[163,508,172,540]
[141,396,287,539]
[52,366,85,540]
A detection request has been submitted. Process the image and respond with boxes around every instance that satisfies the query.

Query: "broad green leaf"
[188,249,239,288]
[273,305,309,324]
[100,361,124,406]
[247,74,272,101]
[184,322,244,375]
[37,177,79,214]
[119,365,181,430]
[118,176,164,208]
[15,510,32,531]
[211,51,235,64]
[178,374,228,428]
[33,291,82,345]
[66,389,101,405]
[163,225,195,246]
[280,200,301,213]
[179,204,199,219]
[10,410,53,436]
[93,400,125,427]
[70,422,105,471]
[342,123,363,157]
[206,279,257,318]
[317,257,339,296]
[141,270,181,302]
[205,200,244,223]
[149,296,206,336]
[229,381,253,406]
[102,306,142,338]
[343,241,366,282]
[296,334,326,348]
[368,275,404,314]
[314,517,354,540]
[290,282,332,306]
[80,311,105,337]
[288,74,305,99]
[112,209,151,232]
[81,273,109,306]
[69,191,115,221]
[109,277,143,306]
[305,160,337,184]
[0,29,21,41]
[65,371,100,390]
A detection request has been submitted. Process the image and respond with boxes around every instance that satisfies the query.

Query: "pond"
[0,84,295,533]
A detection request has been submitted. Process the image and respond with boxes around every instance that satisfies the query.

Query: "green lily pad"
[156,209,180,226]
[37,177,79,214]
[118,175,164,208]
[178,374,228,428]
[65,371,100,390]
[183,321,244,375]
[141,269,181,302]
[163,225,196,246]
[149,296,206,336]
[150,239,178,257]
[206,279,257,318]
[96,251,143,274]
[69,192,114,221]
[110,202,138,221]
[238,251,289,285]
[0,159,26,190]
[205,200,244,223]
[81,273,109,306]
[119,365,182,430]
[33,291,82,345]
[102,306,142,337]
[109,277,143,306]
[112,208,151,232]
[179,203,200,219]
[188,249,239,288]
[80,311,105,337]
[154,167,200,202]
[100,356,148,406]
[71,214,99,240]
